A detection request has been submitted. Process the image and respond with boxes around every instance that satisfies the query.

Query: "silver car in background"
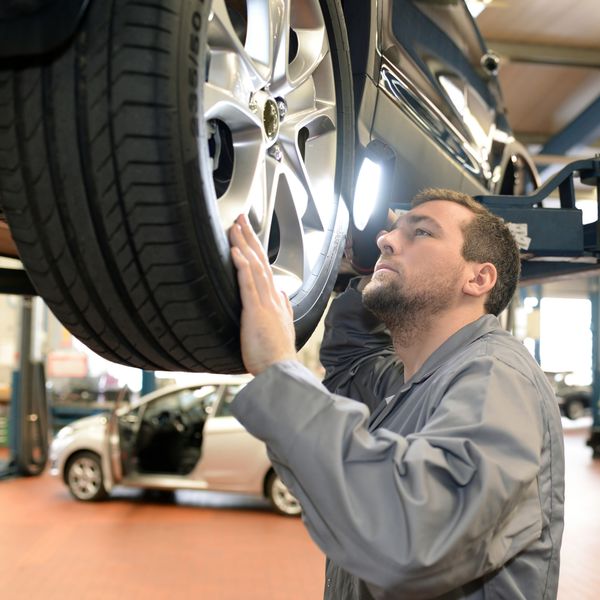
[49,375,301,516]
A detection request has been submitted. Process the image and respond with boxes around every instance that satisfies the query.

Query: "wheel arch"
[262,466,276,499]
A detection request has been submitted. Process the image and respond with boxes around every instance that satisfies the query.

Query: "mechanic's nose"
[376,229,397,256]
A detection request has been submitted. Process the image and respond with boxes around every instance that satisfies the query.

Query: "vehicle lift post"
[0,270,48,479]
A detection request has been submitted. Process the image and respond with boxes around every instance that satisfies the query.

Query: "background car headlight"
[55,426,74,439]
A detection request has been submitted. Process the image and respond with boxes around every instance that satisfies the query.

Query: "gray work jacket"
[232,285,565,600]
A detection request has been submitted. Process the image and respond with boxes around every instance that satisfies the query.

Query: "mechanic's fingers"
[230,245,261,306]
[229,221,279,303]
[235,213,271,271]
[280,290,293,318]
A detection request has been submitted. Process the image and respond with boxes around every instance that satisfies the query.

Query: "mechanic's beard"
[362,274,456,346]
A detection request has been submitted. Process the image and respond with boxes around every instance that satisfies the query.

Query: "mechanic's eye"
[415,228,431,237]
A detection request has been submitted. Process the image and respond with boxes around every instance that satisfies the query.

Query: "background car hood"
[62,413,109,433]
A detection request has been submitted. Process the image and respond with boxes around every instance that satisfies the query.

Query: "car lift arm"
[474,156,600,458]
[475,156,600,272]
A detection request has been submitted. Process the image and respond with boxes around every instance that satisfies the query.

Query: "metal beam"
[488,40,600,69]
[533,154,596,166]
[541,95,600,156]
[0,268,36,296]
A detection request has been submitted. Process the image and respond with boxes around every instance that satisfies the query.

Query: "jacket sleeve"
[231,358,544,600]
[319,280,404,411]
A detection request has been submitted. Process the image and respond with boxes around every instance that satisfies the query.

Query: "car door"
[105,388,135,483]
[133,385,218,476]
[195,384,270,493]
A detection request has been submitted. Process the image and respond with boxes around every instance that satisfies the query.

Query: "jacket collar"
[368,314,502,429]
[403,313,501,389]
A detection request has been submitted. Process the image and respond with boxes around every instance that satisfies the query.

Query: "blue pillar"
[141,371,156,396]
[587,277,600,458]
[533,285,542,366]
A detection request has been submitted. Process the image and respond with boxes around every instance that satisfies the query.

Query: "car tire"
[564,395,589,421]
[0,0,353,373]
[65,451,109,502]
[266,470,301,516]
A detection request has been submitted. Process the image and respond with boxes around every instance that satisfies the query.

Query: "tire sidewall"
[178,0,240,323]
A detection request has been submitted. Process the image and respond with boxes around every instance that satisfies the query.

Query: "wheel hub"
[250,91,281,146]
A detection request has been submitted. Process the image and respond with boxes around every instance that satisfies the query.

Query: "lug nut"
[269,144,283,161]
[276,98,288,121]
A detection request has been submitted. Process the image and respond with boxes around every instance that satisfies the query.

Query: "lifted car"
[0,0,558,373]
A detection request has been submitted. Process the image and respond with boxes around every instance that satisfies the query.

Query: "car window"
[180,386,218,410]
[214,384,247,418]
[143,386,218,420]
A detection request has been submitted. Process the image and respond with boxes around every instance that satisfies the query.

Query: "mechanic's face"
[362,200,473,327]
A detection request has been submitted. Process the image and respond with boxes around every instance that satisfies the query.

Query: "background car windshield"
[144,386,219,420]
[215,384,247,418]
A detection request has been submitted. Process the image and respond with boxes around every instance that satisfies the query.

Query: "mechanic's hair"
[412,188,520,316]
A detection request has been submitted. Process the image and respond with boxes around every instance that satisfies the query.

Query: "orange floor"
[0,421,598,599]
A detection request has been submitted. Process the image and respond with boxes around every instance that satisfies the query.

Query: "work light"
[350,140,396,273]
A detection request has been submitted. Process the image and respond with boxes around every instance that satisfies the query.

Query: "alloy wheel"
[67,455,104,501]
[205,0,339,296]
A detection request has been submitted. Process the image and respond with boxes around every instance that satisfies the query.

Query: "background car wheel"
[0,0,353,373]
[266,470,301,516]
[564,395,589,421]
[65,451,109,502]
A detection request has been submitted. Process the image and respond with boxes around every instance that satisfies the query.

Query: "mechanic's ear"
[463,263,497,298]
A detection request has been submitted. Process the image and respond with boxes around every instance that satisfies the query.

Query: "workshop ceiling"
[477,0,600,170]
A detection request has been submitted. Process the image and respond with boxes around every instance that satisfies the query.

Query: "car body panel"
[348,0,539,205]
[49,413,114,488]
[196,415,270,494]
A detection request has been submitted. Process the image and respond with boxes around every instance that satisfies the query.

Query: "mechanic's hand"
[229,214,297,375]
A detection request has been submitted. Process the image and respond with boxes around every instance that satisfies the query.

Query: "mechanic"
[227,188,565,600]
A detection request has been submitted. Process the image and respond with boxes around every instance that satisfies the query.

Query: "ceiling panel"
[476,0,600,162]
[497,64,600,135]
[478,0,600,48]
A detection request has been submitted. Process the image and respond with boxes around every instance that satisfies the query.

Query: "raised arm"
[319,278,402,410]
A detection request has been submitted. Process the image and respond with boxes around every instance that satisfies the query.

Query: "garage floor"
[0,423,598,600]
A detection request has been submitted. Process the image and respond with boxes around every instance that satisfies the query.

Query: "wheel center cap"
[250,91,280,145]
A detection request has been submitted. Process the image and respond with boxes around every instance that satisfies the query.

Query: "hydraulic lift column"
[13,296,48,475]
[587,172,600,457]
[0,268,48,478]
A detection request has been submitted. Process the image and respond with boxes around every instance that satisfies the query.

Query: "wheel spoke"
[286,1,328,93]
[265,0,291,91]
[279,106,337,230]
[283,100,337,134]
[208,0,269,87]
[204,77,261,129]
[217,132,267,229]
[253,155,280,247]
[270,178,307,294]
